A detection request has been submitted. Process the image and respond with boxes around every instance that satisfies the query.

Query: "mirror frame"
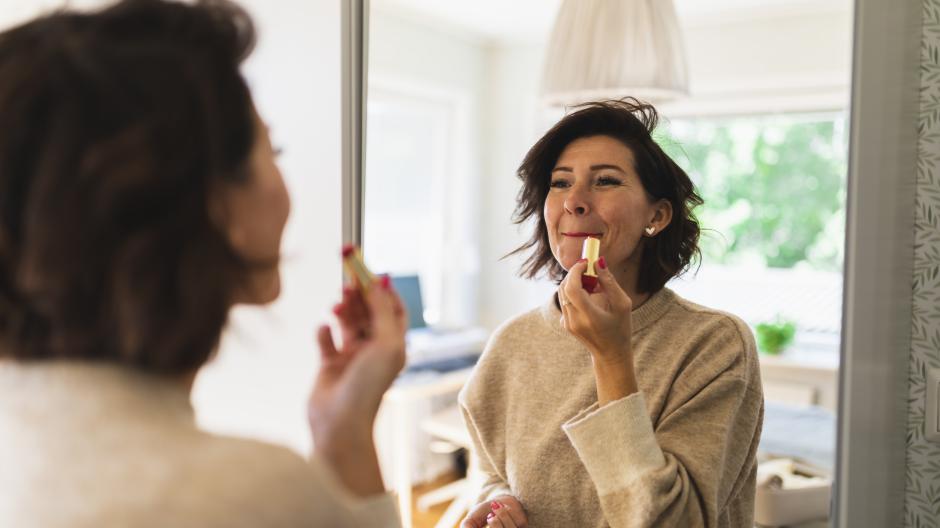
[341,0,368,248]
[835,0,921,526]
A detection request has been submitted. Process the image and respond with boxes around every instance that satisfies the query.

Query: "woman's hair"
[0,0,258,374]
[510,98,702,293]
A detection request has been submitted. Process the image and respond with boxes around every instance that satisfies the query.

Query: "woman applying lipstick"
[0,1,405,526]
[459,99,763,528]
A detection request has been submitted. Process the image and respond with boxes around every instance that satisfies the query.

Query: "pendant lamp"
[541,0,689,107]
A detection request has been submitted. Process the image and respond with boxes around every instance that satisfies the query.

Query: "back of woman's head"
[0,0,257,374]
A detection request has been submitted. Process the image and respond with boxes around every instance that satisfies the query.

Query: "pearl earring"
[645,226,655,236]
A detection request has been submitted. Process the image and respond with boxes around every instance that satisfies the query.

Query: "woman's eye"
[549,179,570,189]
[597,176,622,186]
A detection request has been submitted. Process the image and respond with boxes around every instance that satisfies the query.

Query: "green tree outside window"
[657,115,848,272]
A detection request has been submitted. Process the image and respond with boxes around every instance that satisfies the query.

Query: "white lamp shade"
[541,0,689,107]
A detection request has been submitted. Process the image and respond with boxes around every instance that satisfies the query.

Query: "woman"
[0,1,404,526]
[460,100,763,528]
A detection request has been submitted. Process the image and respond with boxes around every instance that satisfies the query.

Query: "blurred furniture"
[378,367,475,528]
[416,405,481,528]
[756,402,836,527]
[759,351,839,412]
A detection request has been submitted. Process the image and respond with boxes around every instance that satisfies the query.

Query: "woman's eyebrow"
[590,164,626,173]
[551,166,573,173]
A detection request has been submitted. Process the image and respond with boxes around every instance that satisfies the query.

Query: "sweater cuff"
[348,493,402,528]
[482,485,515,503]
[308,456,402,528]
[562,392,666,496]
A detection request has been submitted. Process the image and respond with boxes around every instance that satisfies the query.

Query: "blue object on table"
[391,275,427,330]
[404,353,480,374]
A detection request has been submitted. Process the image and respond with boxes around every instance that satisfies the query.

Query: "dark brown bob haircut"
[510,98,702,294]
[0,0,258,374]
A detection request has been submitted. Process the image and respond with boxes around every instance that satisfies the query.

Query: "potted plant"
[755,317,797,355]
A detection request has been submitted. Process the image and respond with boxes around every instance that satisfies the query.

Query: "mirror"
[356,0,921,526]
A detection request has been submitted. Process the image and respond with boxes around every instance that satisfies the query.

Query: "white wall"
[0,0,345,456]
[193,0,343,455]
[368,6,488,328]
[479,42,559,330]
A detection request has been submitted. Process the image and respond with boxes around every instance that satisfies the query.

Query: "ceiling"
[370,0,852,43]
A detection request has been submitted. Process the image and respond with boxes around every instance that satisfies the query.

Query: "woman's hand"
[558,257,633,358]
[558,257,639,404]
[308,276,407,495]
[461,496,528,528]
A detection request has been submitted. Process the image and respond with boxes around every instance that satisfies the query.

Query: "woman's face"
[544,135,669,283]
[214,110,291,304]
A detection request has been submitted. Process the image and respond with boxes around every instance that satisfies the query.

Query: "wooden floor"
[411,472,462,528]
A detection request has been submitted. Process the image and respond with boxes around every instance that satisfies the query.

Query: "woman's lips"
[562,232,602,238]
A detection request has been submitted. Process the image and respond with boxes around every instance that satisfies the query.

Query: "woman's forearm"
[591,354,639,406]
[315,425,386,497]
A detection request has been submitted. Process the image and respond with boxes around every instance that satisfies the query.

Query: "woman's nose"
[563,188,590,216]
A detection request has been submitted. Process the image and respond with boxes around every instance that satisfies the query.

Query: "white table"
[379,367,474,528]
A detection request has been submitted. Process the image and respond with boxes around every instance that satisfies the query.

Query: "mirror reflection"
[365,1,852,527]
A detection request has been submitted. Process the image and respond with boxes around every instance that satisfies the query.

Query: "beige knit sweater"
[0,360,400,528]
[459,288,763,528]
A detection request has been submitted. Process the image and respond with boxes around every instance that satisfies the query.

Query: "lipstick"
[341,244,375,295]
[581,237,600,292]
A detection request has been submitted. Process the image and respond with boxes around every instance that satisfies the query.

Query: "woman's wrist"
[590,351,639,406]
[314,426,386,497]
[312,415,373,450]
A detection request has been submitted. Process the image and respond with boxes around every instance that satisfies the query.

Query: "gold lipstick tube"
[341,244,375,295]
[581,237,600,291]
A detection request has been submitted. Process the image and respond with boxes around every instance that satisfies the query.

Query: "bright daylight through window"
[661,113,848,358]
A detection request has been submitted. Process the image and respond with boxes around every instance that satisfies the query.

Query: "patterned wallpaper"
[904,0,940,525]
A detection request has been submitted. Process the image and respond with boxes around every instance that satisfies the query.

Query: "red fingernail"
[380,274,391,290]
[486,512,495,520]
[491,501,501,510]
[598,256,607,270]
[331,304,342,315]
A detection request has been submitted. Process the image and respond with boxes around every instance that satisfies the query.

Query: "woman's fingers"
[487,508,518,528]
[315,325,340,363]
[595,261,632,312]
[484,512,505,527]
[562,260,606,323]
[363,276,399,337]
[490,501,526,527]
[461,501,495,528]
[501,502,527,526]
[338,286,370,339]
[388,282,409,332]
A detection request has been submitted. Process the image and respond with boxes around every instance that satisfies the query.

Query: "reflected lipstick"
[581,237,600,292]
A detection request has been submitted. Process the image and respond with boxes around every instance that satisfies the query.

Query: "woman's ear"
[207,184,247,254]
[650,199,673,234]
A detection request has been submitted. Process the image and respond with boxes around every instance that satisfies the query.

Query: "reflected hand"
[461,496,528,528]
[559,258,639,404]
[558,257,633,361]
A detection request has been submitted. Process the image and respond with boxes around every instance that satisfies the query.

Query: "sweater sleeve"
[306,456,403,528]
[562,324,763,528]
[460,399,514,503]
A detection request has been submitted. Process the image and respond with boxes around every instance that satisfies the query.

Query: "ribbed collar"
[540,287,676,336]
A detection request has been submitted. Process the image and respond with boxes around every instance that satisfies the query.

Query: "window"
[362,85,478,328]
[659,113,848,357]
